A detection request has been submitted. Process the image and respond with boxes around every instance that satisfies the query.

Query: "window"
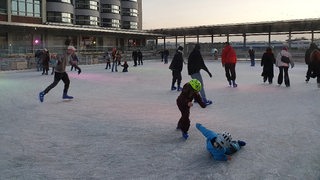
[122,8,138,17]
[47,11,73,23]
[11,0,41,17]
[47,0,72,4]
[101,4,120,14]
[76,15,99,26]
[122,21,137,29]
[101,18,120,28]
[76,0,99,10]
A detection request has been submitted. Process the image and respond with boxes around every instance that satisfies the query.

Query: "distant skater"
[169,46,184,91]
[38,46,76,102]
[176,79,207,140]
[304,43,319,83]
[221,42,238,87]
[261,47,276,84]
[196,123,246,161]
[276,46,294,87]
[122,61,129,72]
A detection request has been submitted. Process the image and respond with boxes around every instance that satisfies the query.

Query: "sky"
[142,0,320,29]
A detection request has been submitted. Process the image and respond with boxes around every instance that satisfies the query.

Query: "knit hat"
[68,46,76,51]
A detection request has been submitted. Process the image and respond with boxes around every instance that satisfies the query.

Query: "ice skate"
[182,132,189,140]
[63,93,73,100]
[39,91,45,102]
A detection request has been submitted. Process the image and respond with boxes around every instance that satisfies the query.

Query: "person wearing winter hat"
[169,46,185,91]
[275,46,294,87]
[196,123,246,161]
[176,79,207,139]
[68,46,82,75]
[187,44,213,105]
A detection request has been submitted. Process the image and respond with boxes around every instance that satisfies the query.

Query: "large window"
[122,0,137,2]
[122,21,137,29]
[76,15,99,26]
[101,18,120,28]
[47,0,72,4]
[12,0,40,17]
[122,8,138,17]
[101,4,120,14]
[76,0,99,10]
[47,12,73,23]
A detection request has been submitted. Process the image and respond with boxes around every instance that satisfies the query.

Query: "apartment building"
[0,0,154,55]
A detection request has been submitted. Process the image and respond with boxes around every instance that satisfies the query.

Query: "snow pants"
[176,99,190,134]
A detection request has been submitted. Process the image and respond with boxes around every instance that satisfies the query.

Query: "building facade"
[0,0,151,55]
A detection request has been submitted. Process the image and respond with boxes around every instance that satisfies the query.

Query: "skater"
[68,46,82,74]
[41,48,50,75]
[132,49,138,66]
[137,49,143,65]
[121,61,129,72]
[276,46,294,87]
[111,48,118,72]
[309,47,320,88]
[50,53,57,75]
[38,45,76,102]
[35,49,43,72]
[105,51,111,69]
[169,46,184,91]
[188,44,212,105]
[196,123,246,161]
[176,79,207,140]
[163,49,169,64]
[248,47,255,66]
[221,42,238,87]
[261,47,276,84]
[304,43,319,82]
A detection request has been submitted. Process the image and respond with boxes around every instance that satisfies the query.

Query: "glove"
[291,64,294,68]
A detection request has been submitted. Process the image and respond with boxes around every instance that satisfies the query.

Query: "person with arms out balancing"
[187,44,213,105]
[176,79,207,139]
[38,46,77,102]
[196,123,246,161]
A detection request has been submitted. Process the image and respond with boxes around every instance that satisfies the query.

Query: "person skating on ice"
[169,46,185,91]
[221,42,238,87]
[38,46,77,102]
[196,123,246,161]
[187,44,213,105]
[176,79,207,139]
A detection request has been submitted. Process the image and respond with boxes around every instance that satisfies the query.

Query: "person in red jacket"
[221,42,238,87]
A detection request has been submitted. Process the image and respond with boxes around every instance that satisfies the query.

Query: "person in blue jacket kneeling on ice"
[196,123,246,161]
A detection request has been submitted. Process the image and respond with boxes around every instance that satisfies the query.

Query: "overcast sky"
[142,0,320,29]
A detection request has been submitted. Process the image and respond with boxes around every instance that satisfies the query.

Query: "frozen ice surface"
[0,60,319,180]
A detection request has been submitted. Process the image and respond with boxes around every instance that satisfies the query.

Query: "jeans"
[191,72,207,101]
[278,66,290,86]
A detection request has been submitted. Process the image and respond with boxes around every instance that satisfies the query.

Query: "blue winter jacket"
[196,123,228,161]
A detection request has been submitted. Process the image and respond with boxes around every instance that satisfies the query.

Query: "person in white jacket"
[275,47,294,87]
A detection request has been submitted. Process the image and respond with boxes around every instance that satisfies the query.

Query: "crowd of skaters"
[35,42,320,161]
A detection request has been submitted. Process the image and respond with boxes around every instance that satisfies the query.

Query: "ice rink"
[0,60,319,179]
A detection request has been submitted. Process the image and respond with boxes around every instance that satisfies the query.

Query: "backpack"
[280,53,290,63]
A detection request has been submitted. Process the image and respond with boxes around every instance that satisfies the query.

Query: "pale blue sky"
[142,0,319,29]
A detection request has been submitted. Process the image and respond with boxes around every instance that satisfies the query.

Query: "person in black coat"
[305,43,319,82]
[132,50,138,66]
[187,44,212,105]
[169,46,184,91]
[261,47,276,84]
